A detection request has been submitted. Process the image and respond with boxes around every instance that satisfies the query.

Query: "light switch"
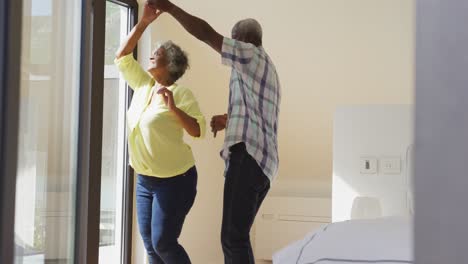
[360,157,377,174]
[380,157,401,174]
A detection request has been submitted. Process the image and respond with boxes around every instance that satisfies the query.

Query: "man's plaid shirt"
[220,37,281,181]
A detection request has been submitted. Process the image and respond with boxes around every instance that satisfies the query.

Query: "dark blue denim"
[221,143,270,264]
[136,166,197,264]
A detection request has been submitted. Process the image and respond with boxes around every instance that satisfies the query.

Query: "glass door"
[14,0,82,263]
[99,2,128,263]
[99,1,138,263]
[1,0,137,263]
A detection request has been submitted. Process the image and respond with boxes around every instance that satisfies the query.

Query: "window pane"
[99,2,130,263]
[14,0,81,263]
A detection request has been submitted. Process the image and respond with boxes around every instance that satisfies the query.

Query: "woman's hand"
[157,87,177,111]
[115,2,162,59]
[147,0,174,12]
[157,87,201,137]
[141,2,163,26]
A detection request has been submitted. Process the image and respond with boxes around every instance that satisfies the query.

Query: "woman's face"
[147,48,169,83]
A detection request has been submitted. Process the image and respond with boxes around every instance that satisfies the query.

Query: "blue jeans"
[136,166,197,264]
[221,143,270,264]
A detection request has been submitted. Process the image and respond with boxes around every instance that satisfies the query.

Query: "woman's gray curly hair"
[155,41,189,84]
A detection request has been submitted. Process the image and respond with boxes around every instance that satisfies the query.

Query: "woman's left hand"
[157,87,177,111]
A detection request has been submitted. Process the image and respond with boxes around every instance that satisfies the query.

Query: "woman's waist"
[130,139,192,156]
[132,159,196,179]
[138,166,197,183]
[129,146,195,174]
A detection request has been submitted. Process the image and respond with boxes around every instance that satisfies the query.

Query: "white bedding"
[273,216,413,264]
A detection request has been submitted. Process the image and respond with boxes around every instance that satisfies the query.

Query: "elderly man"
[148,1,281,263]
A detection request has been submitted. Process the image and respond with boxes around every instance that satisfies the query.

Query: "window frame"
[0,0,23,263]
[75,0,138,264]
[109,3,139,264]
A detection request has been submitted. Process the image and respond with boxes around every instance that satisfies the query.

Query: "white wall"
[134,0,414,262]
[147,0,415,182]
[332,105,413,222]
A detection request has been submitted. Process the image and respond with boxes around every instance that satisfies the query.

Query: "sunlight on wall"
[332,174,359,222]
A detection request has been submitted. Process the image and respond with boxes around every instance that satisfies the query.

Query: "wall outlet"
[360,157,377,174]
[380,157,401,174]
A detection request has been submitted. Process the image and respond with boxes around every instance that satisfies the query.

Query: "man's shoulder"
[223,37,259,53]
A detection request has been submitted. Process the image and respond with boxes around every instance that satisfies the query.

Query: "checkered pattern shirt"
[220,37,281,181]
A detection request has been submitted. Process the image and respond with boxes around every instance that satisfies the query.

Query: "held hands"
[211,114,228,138]
[157,87,177,112]
[141,2,163,25]
[147,0,173,12]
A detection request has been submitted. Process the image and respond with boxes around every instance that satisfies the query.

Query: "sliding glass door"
[0,0,138,263]
[99,1,137,263]
[14,0,82,263]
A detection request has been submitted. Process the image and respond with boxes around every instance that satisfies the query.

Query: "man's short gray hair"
[155,41,189,83]
[232,18,263,46]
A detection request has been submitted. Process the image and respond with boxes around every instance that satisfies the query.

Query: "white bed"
[271,140,415,264]
[273,216,413,264]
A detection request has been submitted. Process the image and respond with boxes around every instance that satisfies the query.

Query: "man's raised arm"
[150,0,224,53]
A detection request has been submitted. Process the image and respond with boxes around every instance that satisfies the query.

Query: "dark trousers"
[221,143,271,264]
[136,166,197,264]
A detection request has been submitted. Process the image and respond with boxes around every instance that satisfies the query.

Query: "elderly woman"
[114,3,205,264]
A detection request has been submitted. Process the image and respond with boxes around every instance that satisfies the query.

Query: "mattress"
[273,216,413,264]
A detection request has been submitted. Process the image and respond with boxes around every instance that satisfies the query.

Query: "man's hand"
[148,0,223,53]
[141,2,163,25]
[147,0,174,12]
[156,87,177,111]
[116,2,161,59]
[211,114,228,137]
